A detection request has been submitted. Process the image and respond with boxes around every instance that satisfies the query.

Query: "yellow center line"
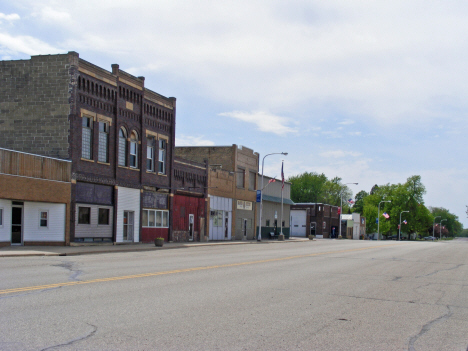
[0,244,399,295]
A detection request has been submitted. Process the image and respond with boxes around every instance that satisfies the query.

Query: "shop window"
[249,171,256,190]
[98,120,109,163]
[147,137,155,171]
[81,116,93,159]
[39,211,48,227]
[78,207,91,224]
[142,209,169,228]
[118,127,127,166]
[130,131,139,168]
[98,208,110,225]
[158,139,166,174]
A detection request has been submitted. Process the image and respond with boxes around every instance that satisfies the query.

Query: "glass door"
[11,206,23,245]
[188,214,194,241]
[123,211,134,241]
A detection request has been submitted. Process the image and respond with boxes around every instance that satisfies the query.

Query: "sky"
[1,0,467,227]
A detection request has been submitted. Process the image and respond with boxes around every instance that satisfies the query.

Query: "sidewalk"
[0,237,310,257]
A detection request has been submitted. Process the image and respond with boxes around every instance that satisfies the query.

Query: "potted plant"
[308,235,315,240]
[154,237,164,247]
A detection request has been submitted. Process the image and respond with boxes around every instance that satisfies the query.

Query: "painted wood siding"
[75,204,113,238]
[0,199,11,242]
[209,195,232,240]
[23,202,66,242]
[116,187,140,242]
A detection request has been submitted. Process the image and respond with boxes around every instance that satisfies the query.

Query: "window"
[282,221,285,227]
[0,208,3,226]
[39,211,48,227]
[98,120,109,163]
[266,219,270,227]
[98,208,110,225]
[147,137,155,171]
[236,168,245,188]
[78,207,91,224]
[82,116,93,159]
[142,209,169,228]
[130,131,138,168]
[118,127,127,166]
[249,171,256,190]
[158,139,166,174]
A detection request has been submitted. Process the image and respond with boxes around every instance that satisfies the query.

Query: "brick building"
[290,203,340,238]
[0,148,71,246]
[175,145,259,240]
[0,52,182,243]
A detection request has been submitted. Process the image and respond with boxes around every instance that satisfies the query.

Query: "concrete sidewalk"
[0,237,311,257]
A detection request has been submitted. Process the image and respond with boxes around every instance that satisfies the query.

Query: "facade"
[175,145,259,240]
[290,203,340,238]
[0,52,179,244]
[0,148,71,246]
[256,175,293,239]
[341,213,366,239]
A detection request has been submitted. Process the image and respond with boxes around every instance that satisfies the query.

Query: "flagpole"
[280,160,284,236]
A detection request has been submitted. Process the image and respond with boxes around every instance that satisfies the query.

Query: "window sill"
[146,170,156,174]
[158,173,167,177]
[81,158,95,163]
[129,167,140,171]
[97,161,110,166]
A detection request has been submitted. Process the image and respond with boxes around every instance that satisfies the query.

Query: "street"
[1,239,468,351]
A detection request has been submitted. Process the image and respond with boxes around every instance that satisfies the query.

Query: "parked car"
[424,236,437,240]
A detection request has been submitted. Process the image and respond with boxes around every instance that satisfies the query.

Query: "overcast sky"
[1,0,467,227]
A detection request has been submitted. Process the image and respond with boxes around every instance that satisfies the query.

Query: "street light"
[439,219,447,240]
[339,183,358,239]
[258,152,288,241]
[399,211,409,241]
[377,200,391,240]
[433,216,441,239]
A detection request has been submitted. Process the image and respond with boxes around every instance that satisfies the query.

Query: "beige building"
[175,145,259,240]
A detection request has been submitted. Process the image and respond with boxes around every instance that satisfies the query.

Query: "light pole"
[258,152,288,241]
[439,219,447,240]
[433,216,441,239]
[399,211,409,241]
[377,200,391,240]
[339,183,358,239]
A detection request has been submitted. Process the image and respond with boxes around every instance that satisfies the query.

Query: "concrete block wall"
[0,54,73,159]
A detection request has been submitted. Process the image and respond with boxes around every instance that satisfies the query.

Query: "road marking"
[0,244,399,295]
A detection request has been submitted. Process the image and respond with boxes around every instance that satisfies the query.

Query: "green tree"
[429,207,463,237]
[288,172,328,203]
[352,190,368,214]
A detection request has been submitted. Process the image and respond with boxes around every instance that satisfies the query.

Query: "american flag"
[268,178,276,184]
[348,199,354,204]
[383,212,390,219]
[403,220,407,225]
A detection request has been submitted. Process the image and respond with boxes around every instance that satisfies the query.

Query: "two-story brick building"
[290,203,340,238]
[175,145,259,240]
[0,52,185,244]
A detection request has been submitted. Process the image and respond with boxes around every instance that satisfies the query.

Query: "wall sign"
[76,182,113,205]
[142,191,168,209]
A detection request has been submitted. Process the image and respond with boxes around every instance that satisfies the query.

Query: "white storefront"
[116,186,140,243]
[0,199,66,245]
[209,195,232,240]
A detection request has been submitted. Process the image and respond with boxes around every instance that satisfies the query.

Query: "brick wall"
[0,54,73,158]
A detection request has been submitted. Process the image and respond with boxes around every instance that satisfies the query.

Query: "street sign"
[256,190,261,202]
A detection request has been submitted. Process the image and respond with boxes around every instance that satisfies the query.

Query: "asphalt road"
[1,239,467,351]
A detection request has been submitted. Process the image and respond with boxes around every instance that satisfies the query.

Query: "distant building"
[290,203,340,238]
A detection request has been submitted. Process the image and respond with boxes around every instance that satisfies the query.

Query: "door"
[123,211,134,241]
[224,214,229,239]
[290,210,307,237]
[11,206,23,245]
[243,219,247,238]
[189,214,194,241]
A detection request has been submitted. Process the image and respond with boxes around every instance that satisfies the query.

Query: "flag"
[403,220,407,225]
[383,212,390,219]
[281,162,284,189]
[348,199,354,204]
[268,178,276,184]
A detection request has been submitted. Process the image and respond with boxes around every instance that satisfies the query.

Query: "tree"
[352,190,368,214]
[429,207,463,237]
[288,172,328,203]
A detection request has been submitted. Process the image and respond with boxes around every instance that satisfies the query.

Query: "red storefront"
[172,194,205,242]
[141,191,170,242]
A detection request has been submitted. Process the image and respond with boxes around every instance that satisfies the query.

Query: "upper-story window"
[82,116,93,159]
[118,127,127,166]
[98,120,109,163]
[130,131,139,168]
[147,137,155,172]
[249,171,256,190]
[236,168,245,188]
[158,139,166,174]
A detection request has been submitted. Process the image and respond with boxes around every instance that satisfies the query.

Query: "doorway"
[189,214,194,241]
[12,205,23,245]
[242,218,247,238]
[123,211,134,241]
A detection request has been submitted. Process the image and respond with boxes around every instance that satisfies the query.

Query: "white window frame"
[78,206,91,225]
[142,209,169,228]
[39,210,49,228]
[98,120,109,163]
[158,139,166,175]
[118,127,127,166]
[147,137,155,172]
[82,116,93,160]
[130,131,139,169]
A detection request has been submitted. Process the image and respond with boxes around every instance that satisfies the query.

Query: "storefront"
[235,200,255,240]
[209,195,232,240]
[141,190,169,242]
[116,186,140,243]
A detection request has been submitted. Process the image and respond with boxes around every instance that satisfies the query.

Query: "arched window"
[118,127,127,166]
[129,131,138,168]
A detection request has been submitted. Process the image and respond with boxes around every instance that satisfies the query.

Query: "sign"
[142,192,168,209]
[244,201,252,211]
[237,200,245,210]
[256,190,261,202]
[76,182,113,205]
[337,207,341,215]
